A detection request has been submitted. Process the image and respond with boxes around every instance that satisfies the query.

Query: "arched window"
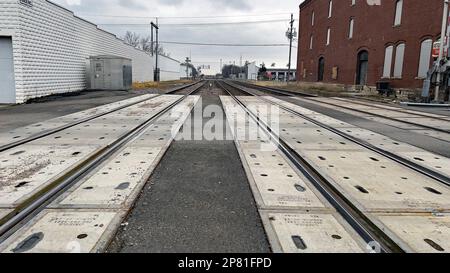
[418,39,433,78]
[328,1,333,18]
[393,43,405,78]
[349,18,354,39]
[312,11,315,26]
[310,35,313,49]
[326,27,331,45]
[383,45,394,78]
[394,0,403,26]
[318,57,325,81]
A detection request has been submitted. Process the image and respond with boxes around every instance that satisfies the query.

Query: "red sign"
[432,40,448,58]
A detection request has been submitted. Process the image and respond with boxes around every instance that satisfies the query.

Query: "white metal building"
[158,55,181,81]
[246,62,259,81]
[180,63,193,79]
[0,0,156,104]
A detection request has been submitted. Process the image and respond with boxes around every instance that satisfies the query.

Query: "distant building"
[297,0,443,89]
[266,68,297,81]
[246,62,259,80]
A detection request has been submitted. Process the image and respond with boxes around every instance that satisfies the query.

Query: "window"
[349,18,354,39]
[326,28,331,45]
[418,39,433,78]
[312,11,315,26]
[351,0,356,5]
[383,45,394,78]
[310,35,314,49]
[328,1,333,18]
[393,43,405,78]
[394,0,403,26]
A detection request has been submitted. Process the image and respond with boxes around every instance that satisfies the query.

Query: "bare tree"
[124,31,171,57]
[140,36,152,53]
[124,31,140,48]
[156,45,170,57]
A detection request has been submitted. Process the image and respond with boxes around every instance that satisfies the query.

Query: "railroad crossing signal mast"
[185,57,191,79]
[423,0,450,102]
[286,14,297,83]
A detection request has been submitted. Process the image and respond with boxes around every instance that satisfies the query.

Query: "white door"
[0,37,15,103]
[93,60,105,90]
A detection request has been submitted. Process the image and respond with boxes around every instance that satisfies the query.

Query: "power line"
[76,12,292,20]
[98,19,292,28]
[158,41,290,47]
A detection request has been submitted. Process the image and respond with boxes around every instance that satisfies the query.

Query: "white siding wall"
[0,0,154,103]
[158,55,181,81]
[246,62,259,80]
[180,64,193,79]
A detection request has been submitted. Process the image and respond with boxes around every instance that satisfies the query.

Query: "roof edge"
[300,0,314,10]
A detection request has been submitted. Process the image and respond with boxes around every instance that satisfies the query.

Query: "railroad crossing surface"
[0,81,449,253]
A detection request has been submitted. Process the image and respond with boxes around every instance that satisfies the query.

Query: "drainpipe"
[435,0,449,102]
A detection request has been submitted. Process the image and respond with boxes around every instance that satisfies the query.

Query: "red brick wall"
[297,0,443,88]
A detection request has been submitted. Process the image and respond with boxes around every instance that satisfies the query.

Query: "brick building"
[296,0,444,89]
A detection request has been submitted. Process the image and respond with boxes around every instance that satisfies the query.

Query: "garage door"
[0,37,15,103]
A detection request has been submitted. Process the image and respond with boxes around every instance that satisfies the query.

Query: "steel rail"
[0,81,200,153]
[330,97,450,123]
[0,81,205,243]
[228,81,450,187]
[233,81,450,134]
[299,94,450,135]
[217,80,404,254]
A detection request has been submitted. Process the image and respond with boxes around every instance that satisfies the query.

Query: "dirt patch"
[0,155,51,189]
[133,80,194,91]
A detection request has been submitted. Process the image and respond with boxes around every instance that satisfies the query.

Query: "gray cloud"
[52,0,301,74]
[118,0,149,10]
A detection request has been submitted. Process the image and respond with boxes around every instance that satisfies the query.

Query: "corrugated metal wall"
[0,0,155,103]
[158,55,181,81]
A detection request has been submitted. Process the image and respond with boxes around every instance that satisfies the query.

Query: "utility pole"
[151,19,159,82]
[286,13,295,83]
[435,0,450,102]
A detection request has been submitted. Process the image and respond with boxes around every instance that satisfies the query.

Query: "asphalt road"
[0,90,143,133]
[108,84,270,253]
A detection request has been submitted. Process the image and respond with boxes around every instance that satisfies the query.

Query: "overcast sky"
[53,0,303,74]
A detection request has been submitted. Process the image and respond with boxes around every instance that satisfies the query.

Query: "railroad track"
[217,80,401,253]
[218,80,450,253]
[0,81,200,153]
[306,97,450,134]
[232,81,450,142]
[332,97,450,122]
[225,81,450,186]
[0,81,205,247]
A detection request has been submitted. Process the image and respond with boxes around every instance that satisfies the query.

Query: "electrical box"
[89,55,132,90]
